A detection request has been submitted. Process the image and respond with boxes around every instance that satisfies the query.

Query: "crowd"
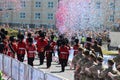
[0,26,119,80]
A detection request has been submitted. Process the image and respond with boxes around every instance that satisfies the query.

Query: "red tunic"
[50,41,56,50]
[59,46,69,59]
[7,43,17,58]
[36,39,48,52]
[26,44,36,58]
[17,41,26,54]
[73,44,80,56]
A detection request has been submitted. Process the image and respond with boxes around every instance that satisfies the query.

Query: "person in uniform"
[85,56,104,80]
[57,35,64,64]
[26,32,32,45]
[36,32,48,65]
[59,40,69,72]
[45,35,56,68]
[92,40,103,57]
[74,50,89,80]
[113,47,120,67]
[26,38,36,66]
[0,37,4,54]
[108,64,120,80]
[64,38,70,66]
[17,34,26,62]
[81,53,96,80]
[99,59,117,80]
[73,39,80,56]
[71,47,84,69]
[7,36,17,58]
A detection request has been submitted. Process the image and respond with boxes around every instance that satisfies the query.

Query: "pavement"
[33,59,74,80]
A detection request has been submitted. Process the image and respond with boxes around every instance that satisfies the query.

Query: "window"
[110,3,115,10]
[48,2,53,8]
[20,13,26,19]
[35,2,41,7]
[96,2,100,9]
[48,13,53,20]
[35,13,41,19]
[21,1,26,7]
[109,15,114,22]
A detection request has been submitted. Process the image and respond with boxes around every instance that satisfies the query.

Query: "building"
[0,0,59,28]
[0,0,120,29]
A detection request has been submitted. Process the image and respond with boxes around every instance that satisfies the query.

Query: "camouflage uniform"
[113,54,120,67]
[88,63,104,80]
[84,60,95,80]
[78,57,89,80]
[72,52,83,69]
[99,67,117,80]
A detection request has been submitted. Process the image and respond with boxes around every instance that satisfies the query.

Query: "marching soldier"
[36,32,48,65]
[45,35,56,68]
[26,32,32,45]
[73,39,80,56]
[7,36,17,58]
[59,40,69,72]
[26,38,36,66]
[57,35,64,64]
[17,34,26,62]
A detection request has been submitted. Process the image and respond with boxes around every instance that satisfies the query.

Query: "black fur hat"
[9,36,15,42]
[28,38,33,43]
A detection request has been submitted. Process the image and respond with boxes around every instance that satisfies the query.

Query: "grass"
[103,50,118,55]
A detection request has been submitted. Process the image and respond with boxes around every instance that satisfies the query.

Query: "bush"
[6,28,18,37]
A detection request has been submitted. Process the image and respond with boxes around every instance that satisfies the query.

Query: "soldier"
[74,50,89,80]
[26,32,32,45]
[45,35,56,68]
[108,64,120,80]
[0,37,4,53]
[26,38,36,66]
[85,56,104,80]
[36,32,48,65]
[64,38,70,66]
[99,59,117,80]
[113,47,120,67]
[17,34,26,62]
[57,35,64,64]
[82,53,96,80]
[7,36,17,58]
[92,40,103,57]
[59,40,69,72]
[73,39,80,56]
[71,47,84,69]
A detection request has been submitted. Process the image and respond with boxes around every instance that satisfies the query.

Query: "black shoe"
[60,70,64,72]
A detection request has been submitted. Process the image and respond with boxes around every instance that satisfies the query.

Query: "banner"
[12,59,19,80]
[0,54,3,71]
[19,62,26,80]
[32,68,44,80]
[45,73,62,80]
[3,56,11,76]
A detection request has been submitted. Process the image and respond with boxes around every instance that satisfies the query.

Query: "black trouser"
[17,54,25,62]
[57,49,61,64]
[28,57,34,66]
[60,59,67,72]
[46,52,52,68]
[38,52,45,65]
